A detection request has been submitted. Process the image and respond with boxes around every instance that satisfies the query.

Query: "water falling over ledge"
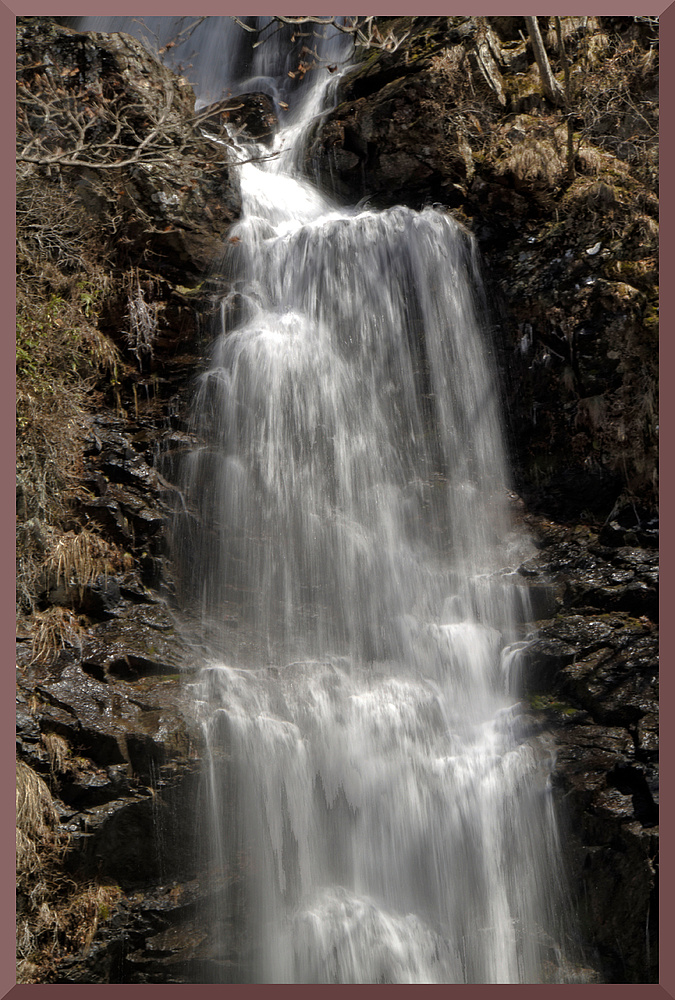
[75,15,582,984]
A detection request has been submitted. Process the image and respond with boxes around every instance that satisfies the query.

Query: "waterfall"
[76,16,579,984]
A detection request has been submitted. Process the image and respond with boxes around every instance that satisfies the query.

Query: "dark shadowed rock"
[199,93,279,146]
[516,511,658,983]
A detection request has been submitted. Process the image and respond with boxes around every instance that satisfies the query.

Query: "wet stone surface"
[199,92,279,146]
[514,512,658,983]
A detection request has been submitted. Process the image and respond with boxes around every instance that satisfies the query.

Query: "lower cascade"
[85,16,580,984]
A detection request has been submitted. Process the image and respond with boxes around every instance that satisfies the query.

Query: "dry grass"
[571,25,659,188]
[21,526,125,661]
[28,607,86,665]
[60,884,123,955]
[497,132,566,187]
[575,144,606,177]
[42,733,71,778]
[82,325,121,373]
[16,185,123,616]
[45,528,124,596]
[16,761,65,980]
[16,760,124,983]
[17,879,124,983]
[430,44,470,86]
[583,179,620,211]
[585,30,611,67]
[544,15,596,53]
[16,761,59,852]
[626,212,659,244]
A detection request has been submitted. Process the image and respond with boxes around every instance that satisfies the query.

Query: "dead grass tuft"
[498,134,566,188]
[430,44,470,86]
[29,607,87,665]
[42,733,71,778]
[45,527,124,596]
[16,760,125,982]
[16,761,59,854]
[60,883,123,955]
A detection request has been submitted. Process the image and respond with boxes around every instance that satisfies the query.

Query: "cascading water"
[76,16,580,984]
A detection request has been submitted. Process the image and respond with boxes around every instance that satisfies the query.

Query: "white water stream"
[78,16,578,984]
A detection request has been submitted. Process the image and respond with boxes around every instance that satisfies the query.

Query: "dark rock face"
[15,445,222,985]
[305,18,497,207]
[512,512,658,982]
[15,16,237,984]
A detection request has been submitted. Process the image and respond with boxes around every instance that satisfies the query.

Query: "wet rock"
[75,576,123,616]
[49,873,244,984]
[518,520,658,622]
[17,638,207,983]
[524,706,657,982]
[519,511,658,983]
[199,93,279,146]
[29,652,195,778]
[559,632,657,726]
[16,693,43,749]
[523,560,658,749]
[75,778,197,884]
[77,416,184,599]
[81,604,190,681]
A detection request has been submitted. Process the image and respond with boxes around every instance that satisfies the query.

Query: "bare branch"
[236,15,411,57]
[15,64,230,176]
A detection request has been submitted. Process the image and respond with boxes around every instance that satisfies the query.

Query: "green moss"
[643,301,659,332]
[528,692,580,715]
[173,281,204,297]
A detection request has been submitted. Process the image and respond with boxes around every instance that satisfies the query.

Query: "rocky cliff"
[16,16,657,984]
[16,16,242,982]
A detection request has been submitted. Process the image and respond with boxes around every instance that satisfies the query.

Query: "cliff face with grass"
[306,15,658,527]
[16,16,657,984]
[16,17,241,983]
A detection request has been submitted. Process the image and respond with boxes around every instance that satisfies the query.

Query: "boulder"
[199,93,279,146]
[16,17,241,282]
